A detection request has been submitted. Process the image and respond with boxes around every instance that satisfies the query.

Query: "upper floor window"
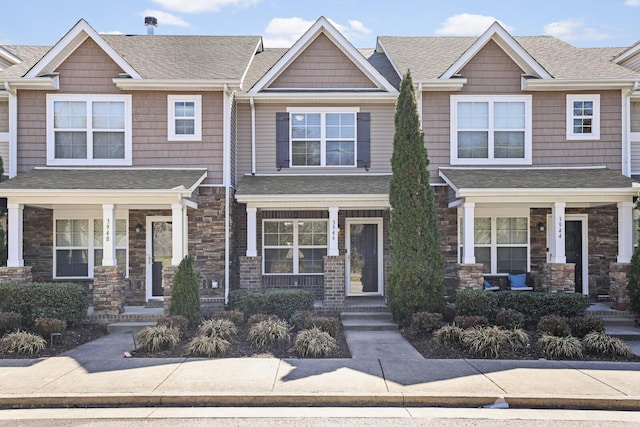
[566,94,600,140]
[450,95,532,165]
[168,95,202,141]
[46,94,132,166]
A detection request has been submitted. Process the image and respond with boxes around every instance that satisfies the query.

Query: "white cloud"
[141,9,190,28]
[151,0,260,14]
[625,0,640,6]
[99,31,124,35]
[435,14,512,36]
[263,17,373,48]
[544,19,610,43]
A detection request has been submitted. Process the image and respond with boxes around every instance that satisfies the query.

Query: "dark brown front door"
[565,220,583,293]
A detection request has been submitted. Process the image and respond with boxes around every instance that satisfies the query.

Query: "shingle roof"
[439,168,635,190]
[0,45,50,78]
[236,175,391,196]
[0,168,206,191]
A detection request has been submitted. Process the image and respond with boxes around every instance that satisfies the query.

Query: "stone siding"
[92,265,125,315]
[0,266,33,283]
[23,207,53,281]
[542,263,576,292]
[456,264,484,293]
[610,263,631,310]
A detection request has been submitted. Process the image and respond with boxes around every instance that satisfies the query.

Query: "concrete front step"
[604,326,640,341]
[603,317,637,328]
[107,322,156,335]
[340,311,397,331]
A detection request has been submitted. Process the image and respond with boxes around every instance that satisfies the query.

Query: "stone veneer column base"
[456,264,484,292]
[93,266,125,315]
[239,256,262,290]
[542,263,575,293]
[323,255,345,310]
[162,265,179,315]
[0,266,33,283]
[610,263,631,311]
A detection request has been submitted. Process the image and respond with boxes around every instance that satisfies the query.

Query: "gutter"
[4,82,16,178]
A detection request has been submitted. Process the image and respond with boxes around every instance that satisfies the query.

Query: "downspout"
[223,84,232,305]
[4,82,17,178]
[250,96,256,175]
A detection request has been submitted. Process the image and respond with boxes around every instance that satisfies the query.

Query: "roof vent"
[145,16,158,35]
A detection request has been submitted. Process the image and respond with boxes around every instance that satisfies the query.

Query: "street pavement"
[1,326,640,411]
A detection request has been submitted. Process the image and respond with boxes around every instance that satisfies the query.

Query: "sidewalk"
[1,328,640,410]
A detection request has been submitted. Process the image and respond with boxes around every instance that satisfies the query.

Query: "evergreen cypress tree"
[387,70,445,326]
[628,200,640,313]
[169,255,202,327]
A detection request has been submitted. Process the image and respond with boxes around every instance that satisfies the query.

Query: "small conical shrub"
[169,255,201,327]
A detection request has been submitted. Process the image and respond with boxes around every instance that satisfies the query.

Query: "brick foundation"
[239,256,262,290]
[0,266,33,283]
[542,263,575,292]
[323,255,345,310]
[609,263,631,310]
[456,264,484,292]
[93,266,125,315]
[162,265,178,315]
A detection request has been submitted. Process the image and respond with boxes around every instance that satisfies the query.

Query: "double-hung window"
[451,95,531,165]
[263,220,327,274]
[289,108,357,167]
[168,95,202,141]
[459,216,529,274]
[46,94,132,165]
[55,214,128,279]
[566,94,600,140]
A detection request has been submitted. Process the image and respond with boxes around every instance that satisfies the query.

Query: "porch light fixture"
[135,223,144,233]
[537,222,545,232]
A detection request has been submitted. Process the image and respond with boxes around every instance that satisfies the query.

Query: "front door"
[565,220,583,294]
[146,216,172,300]
[345,219,383,296]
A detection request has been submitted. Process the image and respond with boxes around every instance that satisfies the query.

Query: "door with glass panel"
[146,217,172,300]
[345,219,383,296]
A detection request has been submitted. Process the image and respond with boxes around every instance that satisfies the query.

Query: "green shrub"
[135,325,180,352]
[212,309,244,327]
[537,315,570,337]
[455,290,498,319]
[169,255,202,327]
[289,310,316,331]
[247,313,281,326]
[495,309,525,329]
[293,328,337,357]
[33,317,67,339]
[197,318,238,340]
[248,318,290,348]
[537,334,582,359]
[462,326,509,358]
[405,312,442,337]
[228,289,314,321]
[0,331,46,355]
[156,315,189,337]
[0,311,22,334]
[434,325,465,346]
[0,282,87,326]
[186,335,230,357]
[495,292,589,325]
[569,316,605,339]
[453,315,488,329]
[583,332,633,358]
[289,311,340,337]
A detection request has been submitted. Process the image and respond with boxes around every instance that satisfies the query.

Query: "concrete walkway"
[1,327,640,410]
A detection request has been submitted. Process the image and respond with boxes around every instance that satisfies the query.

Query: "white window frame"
[168,95,202,141]
[46,94,132,166]
[566,94,600,140]
[286,106,359,167]
[450,95,532,165]
[458,207,530,275]
[262,219,328,275]
[53,210,128,279]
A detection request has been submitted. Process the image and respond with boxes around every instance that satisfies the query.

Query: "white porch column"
[328,207,339,256]
[617,201,634,263]
[549,202,566,263]
[6,202,23,267]
[246,207,258,257]
[101,204,116,267]
[171,202,186,265]
[462,202,475,264]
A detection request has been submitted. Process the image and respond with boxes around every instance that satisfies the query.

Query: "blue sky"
[2,0,640,49]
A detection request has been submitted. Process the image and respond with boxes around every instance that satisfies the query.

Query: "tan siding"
[459,40,524,94]
[57,38,122,94]
[620,54,640,73]
[269,33,376,89]
[423,92,450,179]
[236,102,394,175]
[631,101,640,133]
[17,91,46,172]
[0,142,8,172]
[0,100,8,132]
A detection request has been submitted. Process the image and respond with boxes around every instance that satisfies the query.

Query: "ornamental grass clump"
[582,332,632,358]
[247,313,281,326]
[0,331,46,355]
[156,315,189,337]
[197,318,238,340]
[212,309,245,327]
[248,318,290,348]
[293,327,337,357]
[135,325,180,352]
[434,325,465,346]
[537,334,582,359]
[462,326,509,358]
[186,335,230,357]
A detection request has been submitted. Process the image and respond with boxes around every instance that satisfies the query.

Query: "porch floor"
[86,305,164,324]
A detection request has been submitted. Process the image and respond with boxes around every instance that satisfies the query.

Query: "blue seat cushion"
[483,280,492,289]
[508,273,527,288]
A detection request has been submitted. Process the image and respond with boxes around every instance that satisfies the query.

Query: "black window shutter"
[275,112,290,169]
[356,112,370,169]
